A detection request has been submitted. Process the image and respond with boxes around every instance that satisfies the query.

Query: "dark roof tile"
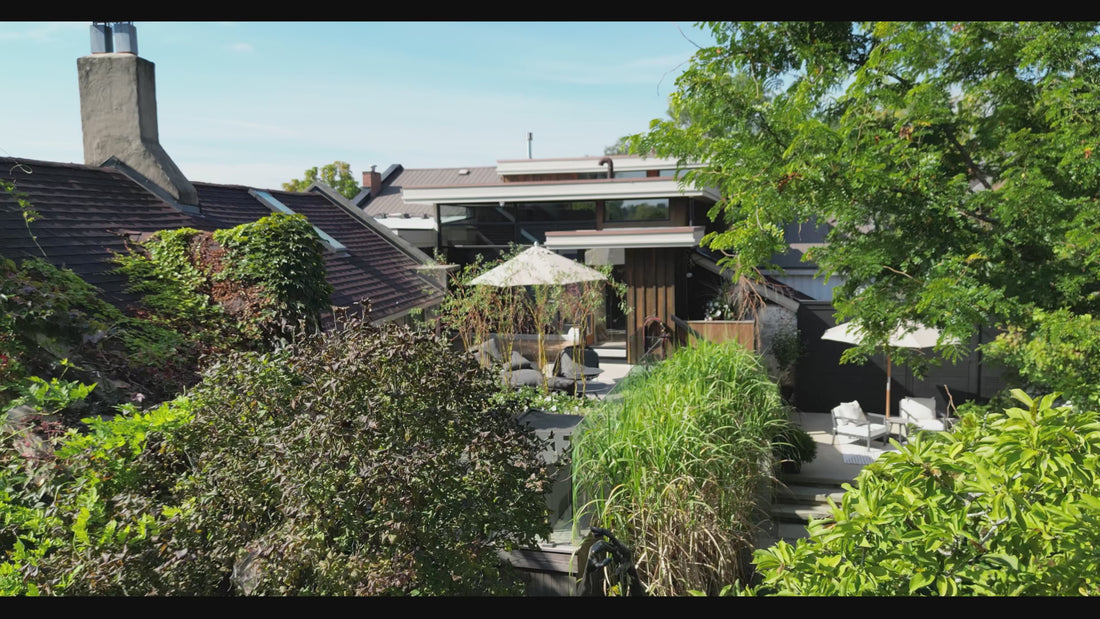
[1,157,442,320]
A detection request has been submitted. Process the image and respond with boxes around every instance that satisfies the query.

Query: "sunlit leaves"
[752,391,1100,595]
[634,21,1100,402]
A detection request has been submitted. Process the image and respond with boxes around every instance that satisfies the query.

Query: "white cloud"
[230,42,254,53]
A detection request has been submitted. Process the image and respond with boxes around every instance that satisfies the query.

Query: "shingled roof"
[360,165,499,219]
[0,157,443,322]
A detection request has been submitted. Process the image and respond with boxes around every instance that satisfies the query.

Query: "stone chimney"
[364,165,383,198]
[78,22,198,206]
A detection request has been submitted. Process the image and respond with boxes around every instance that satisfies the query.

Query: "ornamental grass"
[572,340,788,595]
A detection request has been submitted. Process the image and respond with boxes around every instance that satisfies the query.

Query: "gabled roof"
[0,157,443,322]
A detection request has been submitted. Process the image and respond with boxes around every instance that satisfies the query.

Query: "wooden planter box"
[684,320,755,351]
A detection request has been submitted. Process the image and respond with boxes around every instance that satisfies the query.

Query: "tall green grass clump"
[572,340,788,595]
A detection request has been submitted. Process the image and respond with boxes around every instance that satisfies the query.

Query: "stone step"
[774,483,846,506]
[591,344,626,360]
[771,502,835,524]
[778,472,858,488]
[755,522,815,549]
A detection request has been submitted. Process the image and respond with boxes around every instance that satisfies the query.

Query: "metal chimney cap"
[90,23,113,54]
[112,22,138,55]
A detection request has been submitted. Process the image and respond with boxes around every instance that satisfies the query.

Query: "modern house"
[0,23,443,324]
[356,155,727,363]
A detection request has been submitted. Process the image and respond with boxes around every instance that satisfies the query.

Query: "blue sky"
[0,21,712,190]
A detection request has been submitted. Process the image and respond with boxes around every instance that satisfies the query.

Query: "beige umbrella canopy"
[822,321,954,418]
[467,244,606,287]
[467,244,607,375]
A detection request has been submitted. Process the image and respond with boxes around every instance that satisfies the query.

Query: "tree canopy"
[633,22,1100,404]
[283,160,360,200]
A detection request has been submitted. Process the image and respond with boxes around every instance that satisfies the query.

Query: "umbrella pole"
[886,352,892,418]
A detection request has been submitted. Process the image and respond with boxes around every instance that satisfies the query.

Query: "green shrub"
[771,423,816,471]
[2,315,551,596]
[753,390,1100,596]
[0,257,189,411]
[571,340,789,595]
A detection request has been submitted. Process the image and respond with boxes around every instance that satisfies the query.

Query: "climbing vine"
[114,213,333,348]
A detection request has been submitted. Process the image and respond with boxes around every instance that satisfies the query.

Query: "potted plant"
[771,423,817,474]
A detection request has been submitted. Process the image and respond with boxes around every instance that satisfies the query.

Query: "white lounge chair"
[899,397,953,438]
[830,400,889,449]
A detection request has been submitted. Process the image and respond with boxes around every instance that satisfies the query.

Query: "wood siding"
[625,247,679,364]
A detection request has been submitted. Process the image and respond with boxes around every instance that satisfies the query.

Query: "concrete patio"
[788,411,903,484]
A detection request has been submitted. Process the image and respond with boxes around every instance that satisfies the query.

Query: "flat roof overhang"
[373,215,437,231]
[401,177,720,205]
[495,155,699,177]
[544,226,706,250]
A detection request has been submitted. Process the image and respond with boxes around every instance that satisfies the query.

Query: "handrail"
[670,314,698,344]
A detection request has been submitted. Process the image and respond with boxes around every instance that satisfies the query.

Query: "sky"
[0,21,713,190]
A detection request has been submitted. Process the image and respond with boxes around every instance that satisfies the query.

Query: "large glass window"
[516,201,596,223]
[605,198,670,222]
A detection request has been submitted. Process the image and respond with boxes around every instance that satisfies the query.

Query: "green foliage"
[0,393,191,596]
[10,375,96,416]
[212,213,333,333]
[437,248,530,361]
[115,213,332,347]
[282,161,360,200]
[985,309,1100,408]
[2,316,551,596]
[634,21,1100,402]
[572,341,789,595]
[0,257,185,410]
[1,176,45,259]
[752,390,1100,596]
[771,423,816,468]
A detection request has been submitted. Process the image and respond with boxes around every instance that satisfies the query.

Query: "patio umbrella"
[467,244,607,376]
[467,244,606,287]
[822,321,951,418]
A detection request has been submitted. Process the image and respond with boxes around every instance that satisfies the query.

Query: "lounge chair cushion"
[557,348,603,381]
[501,369,577,395]
[900,397,947,432]
[506,351,533,371]
[471,337,504,368]
[831,403,889,447]
[835,400,868,425]
[503,368,544,387]
[900,397,936,421]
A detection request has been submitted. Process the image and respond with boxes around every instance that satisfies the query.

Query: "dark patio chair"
[556,346,603,381]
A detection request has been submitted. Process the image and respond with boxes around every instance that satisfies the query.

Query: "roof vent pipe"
[112,22,138,55]
[598,157,614,179]
[90,23,112,53]
[527,132,533,159]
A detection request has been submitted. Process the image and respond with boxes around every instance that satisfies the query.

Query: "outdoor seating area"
[829,401,889,449]
[468,336,630,398]
[898,396,956,437]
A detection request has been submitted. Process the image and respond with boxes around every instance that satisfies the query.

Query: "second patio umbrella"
[822,321,950,418]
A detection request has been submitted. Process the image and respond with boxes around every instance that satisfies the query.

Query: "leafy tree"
[603,137,631,156]
[633,22,1100,404]
[2,316,552,595]
[282,160,360,200]
[752,391,1100,596]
